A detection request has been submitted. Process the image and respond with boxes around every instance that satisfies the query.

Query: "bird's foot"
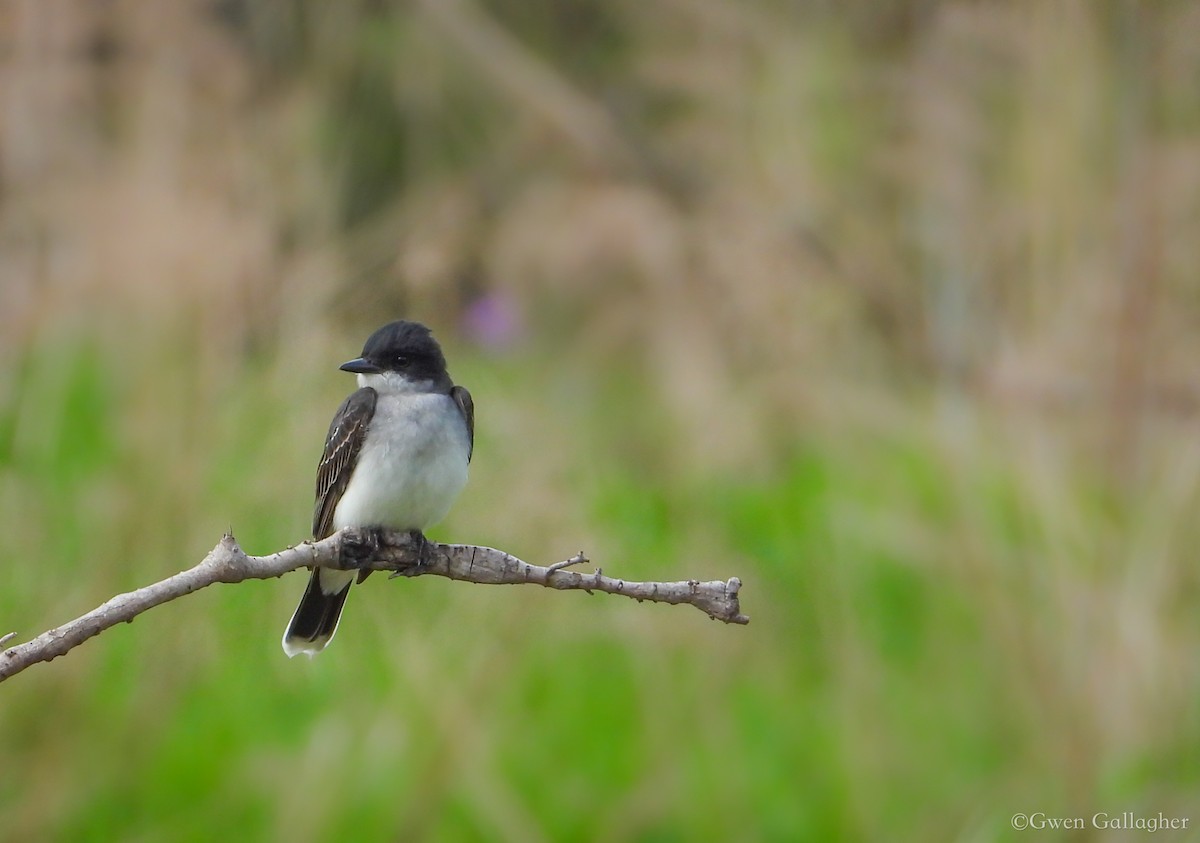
[341,526,385,573]
[387,529,432,578]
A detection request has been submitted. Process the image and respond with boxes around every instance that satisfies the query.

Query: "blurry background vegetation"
[2,1,1199,840]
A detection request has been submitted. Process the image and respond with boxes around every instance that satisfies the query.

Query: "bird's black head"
[340,320,450,386]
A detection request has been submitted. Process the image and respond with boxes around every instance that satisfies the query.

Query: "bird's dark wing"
[313,387,377,539]
[450,385,474,463]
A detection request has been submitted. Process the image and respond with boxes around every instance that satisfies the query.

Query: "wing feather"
[450,385,474,463]
[312,387,377,539]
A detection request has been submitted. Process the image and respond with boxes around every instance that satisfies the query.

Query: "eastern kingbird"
[282,320,474,657]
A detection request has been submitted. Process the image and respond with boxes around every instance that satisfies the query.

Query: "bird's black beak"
[339,357,381,374]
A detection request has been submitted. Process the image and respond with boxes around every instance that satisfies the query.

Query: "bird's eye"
[394,355,411,368]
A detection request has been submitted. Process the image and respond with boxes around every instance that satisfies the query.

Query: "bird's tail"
[282,568,354,658]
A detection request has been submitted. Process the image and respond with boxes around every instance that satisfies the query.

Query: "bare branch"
[0,529,748,683]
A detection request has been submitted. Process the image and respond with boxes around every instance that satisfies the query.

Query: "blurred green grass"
[2,334,1197,842]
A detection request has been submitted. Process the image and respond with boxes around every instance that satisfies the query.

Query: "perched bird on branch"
[282,321,474,657]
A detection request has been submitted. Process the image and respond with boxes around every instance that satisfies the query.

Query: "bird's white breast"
[332,390,470,532]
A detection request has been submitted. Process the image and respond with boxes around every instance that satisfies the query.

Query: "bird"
[282,320,474,657]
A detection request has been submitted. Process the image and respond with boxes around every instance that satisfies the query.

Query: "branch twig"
[0,529,748,683]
